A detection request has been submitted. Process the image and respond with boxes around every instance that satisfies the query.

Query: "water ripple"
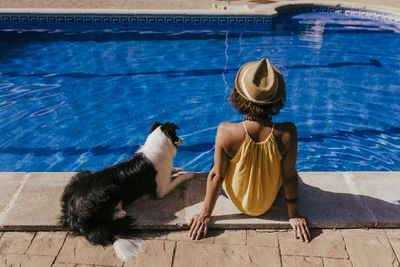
[30,101,66,117]
[0,13,399,172]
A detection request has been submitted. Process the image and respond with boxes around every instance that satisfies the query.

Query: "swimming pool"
[0,9,399,172]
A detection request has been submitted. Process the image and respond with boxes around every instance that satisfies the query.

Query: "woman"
[189,58,310,242]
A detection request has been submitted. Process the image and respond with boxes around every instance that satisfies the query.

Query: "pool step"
[0,172,399,231]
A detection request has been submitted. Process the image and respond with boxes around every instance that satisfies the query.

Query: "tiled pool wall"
[276,4,400,27]
[0,5,399,28]
[0,14,272,28]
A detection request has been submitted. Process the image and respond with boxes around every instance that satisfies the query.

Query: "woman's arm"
[280,123,311,242]
[188,123,229,240]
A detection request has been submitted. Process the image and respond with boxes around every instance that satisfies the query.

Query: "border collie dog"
[60,122,195,262]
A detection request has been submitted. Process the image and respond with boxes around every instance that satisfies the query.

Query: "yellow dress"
[222,121,282,216]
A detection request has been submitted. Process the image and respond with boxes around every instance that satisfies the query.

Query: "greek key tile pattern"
[0,14,272,27]
[277,5,400,28]
[0,5,399,28]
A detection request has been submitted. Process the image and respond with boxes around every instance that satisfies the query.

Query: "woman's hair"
[228,76,286,120]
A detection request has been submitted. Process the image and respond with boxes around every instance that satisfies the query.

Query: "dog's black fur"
[60,122,181,248]
[60,153,156,245]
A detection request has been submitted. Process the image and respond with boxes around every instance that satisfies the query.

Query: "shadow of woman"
[209,177,400,237]
[126,173,400,241]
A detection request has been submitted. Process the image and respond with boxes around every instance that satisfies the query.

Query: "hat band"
[240,67,279,104]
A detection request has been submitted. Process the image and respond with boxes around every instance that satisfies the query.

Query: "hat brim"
[235,61,285,105]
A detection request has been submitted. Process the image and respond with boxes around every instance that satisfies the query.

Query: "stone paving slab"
[300,172,375,228]
[0,232,35,255]
[124,240,175,267]
[282,255,323,267]
[385,229,400,264]
[323,258,352,267]
[0,172,26,225]
[386,229,400,239]
[125,180,188,229]
[1,229,399,266]
[55,234,123,266]
[214,230,247,245]
[341,229,398,267]
[278,229,349,259]
[0,254,55,267]
[27,231,67,256]
[350,172,400,227]
[167,229,215,243]
[183,172,400,229]
[0,172,74,231]
[0,172,399,230]
[247,230,278,247]
[390,239,400,264]
[173,241,281,267]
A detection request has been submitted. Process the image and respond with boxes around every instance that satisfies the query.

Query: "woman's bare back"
[217,120,297,160]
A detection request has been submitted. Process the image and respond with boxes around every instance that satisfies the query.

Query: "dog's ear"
[164,122,180,131]
[149,122,162,133]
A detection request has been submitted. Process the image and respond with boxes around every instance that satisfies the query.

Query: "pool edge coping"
[1,171,399,231]
[0,1,399,17]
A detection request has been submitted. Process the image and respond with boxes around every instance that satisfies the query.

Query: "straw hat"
[235,58,284,105]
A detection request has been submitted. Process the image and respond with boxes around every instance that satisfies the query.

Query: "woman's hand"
[289,216,310,242]
[188,213,211,240]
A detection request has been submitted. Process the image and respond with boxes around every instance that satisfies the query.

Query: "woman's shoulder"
[217,121,244,134]
[216,121,245,142]
[215,121,246,158]
[273,122,298,149]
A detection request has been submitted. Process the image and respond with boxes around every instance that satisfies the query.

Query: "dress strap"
[265,123,275,141]
[243,121,275,143]
[242,121,250,136]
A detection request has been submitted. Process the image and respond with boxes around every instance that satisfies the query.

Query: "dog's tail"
[111,216,144,262]
[85,216,144,262]
[113,236,144,262]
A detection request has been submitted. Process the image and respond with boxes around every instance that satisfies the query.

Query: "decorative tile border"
[0,14,272,27]
[276,5,400,28]
[0,5,399,28]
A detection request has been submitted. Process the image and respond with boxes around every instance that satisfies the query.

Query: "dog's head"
[149,122,181,149]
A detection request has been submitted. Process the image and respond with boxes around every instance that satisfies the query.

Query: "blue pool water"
[0,11,399,172]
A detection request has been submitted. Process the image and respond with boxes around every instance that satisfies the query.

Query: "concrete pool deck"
[1,172,400,231]
[0,171,400,266]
